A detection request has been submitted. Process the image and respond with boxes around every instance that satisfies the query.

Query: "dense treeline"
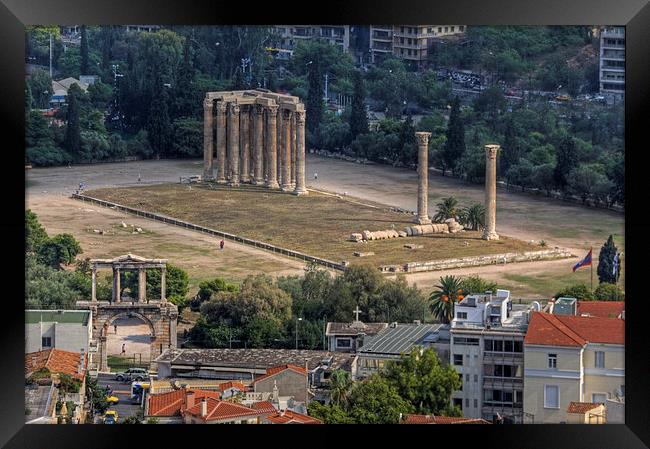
[25,25,623,206]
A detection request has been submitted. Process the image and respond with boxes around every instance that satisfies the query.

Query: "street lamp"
[295,317,302,349]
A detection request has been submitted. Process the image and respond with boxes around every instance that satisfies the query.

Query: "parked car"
[103,410,118,424]
[106,395,120,404]
[115,368,149,382]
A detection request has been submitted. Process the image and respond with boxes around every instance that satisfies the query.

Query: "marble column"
[160,266,167,302]
[290,113,297,188]
[215,101,228,184]
[414,132,432,225]
[202,99,214,181]
[228,103,241,186]
[294,110,308,195]
[281,110,293,192]
[266,105,280,189]
[483,144,500,240]
[240,106,251,183]
[253,105,265,185]
[112,267,121,303]
[138,267,147,302]
[91,266,97,302]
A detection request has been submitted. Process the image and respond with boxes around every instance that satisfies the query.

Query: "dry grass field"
[85,183,539,267]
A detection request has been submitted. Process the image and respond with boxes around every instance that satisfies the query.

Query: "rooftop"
[25,310,90,325]
[265,409,323,424]
[577,301,625,319]
[525,312,624,347]
[25,349,87,380]
[155,348,355,372]
[325,321,388,336]
[147,388,221,417]
[358,323,443,355]
[402,414,491,424]
[252,365,307,384]
[567,402,604,414]
[183,397,265,422]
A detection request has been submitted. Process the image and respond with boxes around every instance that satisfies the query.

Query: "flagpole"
[590,246,594,291]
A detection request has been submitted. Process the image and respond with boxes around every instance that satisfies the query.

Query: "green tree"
[26,209,49,253]
[384,347,462,415]
[554,284,594,300]
[64,84,82,157]
[429,275,464,323]
[458,203,485,231]
[460,275,497,295]
[146,88,172,158]
[37,234,82,269]
[307,401,354,424]
[80,25,89,75]
[191,277,239,311]
[441,97,465,176]
[347,376,413,424]
[597,235,620,285]
[500,116,519,175]
[329,369,353,407]
[593,283,625,302]
[27,69,53,109]
[349,70,368,141]
[306,57,324,138]
[433,197,459,223]
[553,135,578,192]
[171,118,202,157]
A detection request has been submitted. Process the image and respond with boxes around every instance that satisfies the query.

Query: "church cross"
[353,306,362,322]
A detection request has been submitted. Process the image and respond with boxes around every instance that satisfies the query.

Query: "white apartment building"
[599,26,625,95]
[274,26,350,54]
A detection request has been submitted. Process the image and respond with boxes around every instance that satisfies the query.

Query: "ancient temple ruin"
[203,89,307,194]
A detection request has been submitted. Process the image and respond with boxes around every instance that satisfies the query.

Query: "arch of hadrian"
[76,254,178,372]
[203,89,307,194]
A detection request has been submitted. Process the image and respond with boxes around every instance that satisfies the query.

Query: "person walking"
[220,240,225,250]
[121,343,126,355]
[314,172,318,181]
[114,324,117,334]
[138,172,141,182]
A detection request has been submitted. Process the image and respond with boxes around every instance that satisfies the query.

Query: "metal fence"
[71,193,346,271]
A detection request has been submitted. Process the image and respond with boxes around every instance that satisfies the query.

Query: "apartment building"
[274,26,350,53]
[599,26,625,95]
[450,290,536,423]
[523,311,624,423]
[369,25,466,67]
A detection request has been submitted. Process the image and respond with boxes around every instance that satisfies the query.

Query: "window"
[484,340,493,351]
[460,26,465,32]
[504,340,513,352]
[456,312,468,319]
[454,354,463,366]
[336,338,351,348]
[474,399,478,408]
[41,337,52,348]
[548,354,557,369]
[514,341,523,353]
[620,385,625,397]
[453,398,463,410]
[494,340,503,352]
[592,393,607,404]
[465,374,470,382]
[465,398,470,408]
[544,385,560,409]
[458,373,463,390]
[438,27,442,33]
[595,351,605,368]
[444,27,449,32]
[451,26,455,32]
[474,374,478,383]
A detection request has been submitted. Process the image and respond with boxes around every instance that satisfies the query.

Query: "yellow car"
[106,395,120,404]
[103,410,119,424]
[556,94,571,101]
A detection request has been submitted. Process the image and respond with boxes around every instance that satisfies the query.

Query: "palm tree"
[459,203,485,231]
[429,275,464,324]
[329,369,352,407]
[433,197,459,223]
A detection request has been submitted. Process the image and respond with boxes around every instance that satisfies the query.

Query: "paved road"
[95,373,144,422]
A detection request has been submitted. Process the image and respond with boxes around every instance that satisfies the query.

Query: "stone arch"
[100,311,156,339]
[98,310,159,372]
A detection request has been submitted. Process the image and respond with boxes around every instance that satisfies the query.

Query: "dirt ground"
[26,155,624,298]
[106,316,151,359]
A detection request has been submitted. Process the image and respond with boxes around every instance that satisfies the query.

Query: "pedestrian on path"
[220,240,225,250]
[121,343,126,355]
[314,172,318,181]
[114,324,117,334]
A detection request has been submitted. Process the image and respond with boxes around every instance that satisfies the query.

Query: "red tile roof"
[183,397,264,422]
[25,349,87,380]
[567,402,603,414]
[402,414,490,424]
[250,400,277,414]
[147,388,221,417]
[252,364,307,384]
[218,381,247,392]
[525,312,624,347]
[265,410,323,424]
[577,301,625,319]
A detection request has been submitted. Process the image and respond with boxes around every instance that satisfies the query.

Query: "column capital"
[267,104,279,114]
[254,104,265,116]
[203,98,214,109]
[283,109,293,119]
[229,102,240,114]
[296,110,306,124]
[215,101,227,113]
[415,131,432,145]
[485,144,500,160]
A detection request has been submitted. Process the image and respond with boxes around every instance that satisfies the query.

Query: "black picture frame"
[4,0,649,447]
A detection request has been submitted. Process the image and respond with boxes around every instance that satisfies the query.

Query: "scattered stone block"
[348,233,363,242]
[353,251,375,257]
[404,244,424,250]
[136,227,143,233]
[398,231,407,238]
[121,221,127,228]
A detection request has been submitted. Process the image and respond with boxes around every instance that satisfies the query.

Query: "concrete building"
[599,26,625,95]
[125,25,162,33]
[325,319,388,353]
[356,322,449,379]
[370,25,466,67]
[50,77,90,107]
[523,312,624,424]
[449,290,534,423]
[25,310,93,355]
[252,365,308,403]
[274,26,350,53]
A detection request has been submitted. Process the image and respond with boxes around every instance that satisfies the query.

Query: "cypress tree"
[554,135,578,191]
[349,70,368,141]
[146,87,172,159]
[597,235,620,284]
[80,25,89,75]
[64,84,81,157]
[399,115,416,165]
[306,58,324,136]
[501,116,519,175]
[442,96,465,176]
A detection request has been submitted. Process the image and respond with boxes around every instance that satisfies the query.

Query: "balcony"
[483,351,524,362]
[483,376,524,389]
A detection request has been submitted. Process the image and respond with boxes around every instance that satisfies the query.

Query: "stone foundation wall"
[379,248,573,273]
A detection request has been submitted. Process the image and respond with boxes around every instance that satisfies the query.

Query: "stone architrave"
[240,107,251,183]
[281,110,293,192]
[414,132,432,225]
[253,105,265,185]
[215,101,228,184]
[290,114,297,188]
[202,99,214,180]
[228,103,241,186]
[294,111,308,195]
[266,105,280,189]
[483,144,500,240]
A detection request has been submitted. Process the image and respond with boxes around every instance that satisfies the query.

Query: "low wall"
[71,193,346,271]
[379,248,573,273]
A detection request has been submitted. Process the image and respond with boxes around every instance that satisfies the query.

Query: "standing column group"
[203,95,307,195]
